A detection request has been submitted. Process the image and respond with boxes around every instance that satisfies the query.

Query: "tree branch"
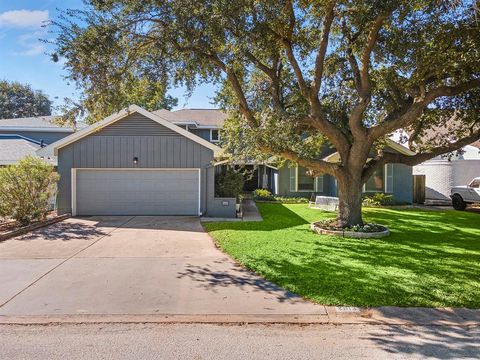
[271,148,339,176]
[362,130,480,182]
[370,78,480,139]
[359,13,390,96]
[312,1,336,95]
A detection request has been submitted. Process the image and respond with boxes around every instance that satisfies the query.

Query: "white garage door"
[74,169,200,216]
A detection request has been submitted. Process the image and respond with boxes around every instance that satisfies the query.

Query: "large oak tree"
[53,0,480,226]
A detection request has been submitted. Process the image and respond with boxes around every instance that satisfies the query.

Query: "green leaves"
[0,80,52,119]
[0,156,59,225]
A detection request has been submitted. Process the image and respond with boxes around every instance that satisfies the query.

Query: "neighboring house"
[0,116,78,166]
[413,143,480,203]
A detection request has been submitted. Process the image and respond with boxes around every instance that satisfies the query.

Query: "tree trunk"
[336,176,364,228]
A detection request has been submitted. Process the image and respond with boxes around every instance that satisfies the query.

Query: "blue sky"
[0,1,215,113]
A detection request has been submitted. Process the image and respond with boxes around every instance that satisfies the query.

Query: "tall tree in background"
[53,0,480,227]
[0,80,52,118]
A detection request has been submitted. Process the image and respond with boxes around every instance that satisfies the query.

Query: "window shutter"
[315,175,324,192]
[289,167,297,192]
[385,164,394,193]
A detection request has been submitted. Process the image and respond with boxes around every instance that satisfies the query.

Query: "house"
[37,105,415,218]
[37,105,235,218]
[413,142,480,204]
[0,115,77,166]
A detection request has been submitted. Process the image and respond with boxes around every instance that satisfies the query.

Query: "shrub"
[362,193,395,206]
[253,188,274,200]
[0,156,59,225]
[215,168,244,200]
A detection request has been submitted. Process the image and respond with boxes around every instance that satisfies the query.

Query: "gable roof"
[323,139,416,163]
[37,105,223,157]
[0,115,77,132]
[0,135,41,165]
[152,108,227,127]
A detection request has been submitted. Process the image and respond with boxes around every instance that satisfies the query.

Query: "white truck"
[450,177,480,210]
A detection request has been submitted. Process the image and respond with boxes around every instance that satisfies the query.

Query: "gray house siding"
[56,112,214,215]
[276,161,413,203]
[392,163,413,203]
[189,129,211,142]
[277,163,333,198]
[205,166,236,217]
[0,130,72,145]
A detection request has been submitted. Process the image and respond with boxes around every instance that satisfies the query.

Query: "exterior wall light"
[133,157,139,165]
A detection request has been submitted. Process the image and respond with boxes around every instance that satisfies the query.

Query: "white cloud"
[0,10,49,28]
[16,31,47,56]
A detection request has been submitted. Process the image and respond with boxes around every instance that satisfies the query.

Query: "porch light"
[133,157,139,165]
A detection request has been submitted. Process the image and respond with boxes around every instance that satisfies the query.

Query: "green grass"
[204,204,480,308]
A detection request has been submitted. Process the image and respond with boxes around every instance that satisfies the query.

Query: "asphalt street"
[1,323,479,360]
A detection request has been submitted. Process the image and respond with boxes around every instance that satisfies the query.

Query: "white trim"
[0,127,73,133]
[37,105,223,157]
[210,128,220,143]
[170,121,220,129]
[198,168,202,216]
[71,168,77,216]
[71,167,202,216]
[0,133,42,145]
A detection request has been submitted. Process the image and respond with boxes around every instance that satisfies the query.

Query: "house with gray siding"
[0,115,78,166]
[38,105,415,218]
[37,105,235,218]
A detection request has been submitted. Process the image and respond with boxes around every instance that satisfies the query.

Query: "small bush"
[362,193,395,206]
[0,156,59,225]
[215,168,245,200]
[253,189,309,203]
[253,188,274,200]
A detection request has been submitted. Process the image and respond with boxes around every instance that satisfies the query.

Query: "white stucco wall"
[413,159,480,201]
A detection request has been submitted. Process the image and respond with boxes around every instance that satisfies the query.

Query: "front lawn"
[204,204,480,308]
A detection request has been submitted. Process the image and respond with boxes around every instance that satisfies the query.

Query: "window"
[297,166,315,191]
[365,166,384,192]
[469,179,480,188]
[210,129,220,142]
[290,166,323,192]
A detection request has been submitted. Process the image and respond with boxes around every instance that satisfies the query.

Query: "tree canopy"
[53,0,480,226]
[0,80,52,119]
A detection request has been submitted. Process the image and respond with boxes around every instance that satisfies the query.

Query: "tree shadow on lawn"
[205,204,480,308]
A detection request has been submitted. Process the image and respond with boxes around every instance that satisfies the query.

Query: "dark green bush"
[215,168,245,200]
[362,193,395,206]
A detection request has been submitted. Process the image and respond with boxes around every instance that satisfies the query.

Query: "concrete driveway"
[0,216,324,318]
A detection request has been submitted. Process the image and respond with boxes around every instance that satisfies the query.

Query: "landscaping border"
[310,222,390,239]
[0,214,71,242]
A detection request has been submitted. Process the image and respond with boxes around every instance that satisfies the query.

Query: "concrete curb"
[0,214,70,242]
[1,307,479,326]
[0,314,330,325]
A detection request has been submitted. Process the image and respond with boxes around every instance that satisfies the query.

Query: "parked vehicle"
[450,177,480,210]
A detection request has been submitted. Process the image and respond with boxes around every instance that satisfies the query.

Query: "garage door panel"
[75,169,199,216]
